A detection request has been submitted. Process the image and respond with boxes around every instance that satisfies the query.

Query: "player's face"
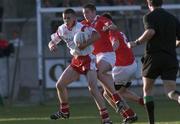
[63,13,76,26]
[146,0,153,11]
[82,8,96,22]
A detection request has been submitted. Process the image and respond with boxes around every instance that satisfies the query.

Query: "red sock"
[60,103,69,114]
[112,93,121,103]
[123,108,135,118]
[122,109,128,118]
[100,108,110,122]
[138,98,144,106]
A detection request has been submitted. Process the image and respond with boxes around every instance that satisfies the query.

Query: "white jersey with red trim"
[51,22,95,56]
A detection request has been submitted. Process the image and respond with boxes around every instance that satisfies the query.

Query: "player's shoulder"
[57,24,66,32]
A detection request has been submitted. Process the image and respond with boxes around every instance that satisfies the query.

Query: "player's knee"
[88,86,93,95]
[97,70,105,77]
[56,82,66,89]
[88,82,97,93]
[167,90,180,99]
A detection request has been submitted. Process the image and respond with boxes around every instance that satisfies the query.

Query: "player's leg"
[112,63,144,106]
[86,70,112,124]
[163,80,180,104]
[118,87,144,106]
[97,60,127,112]
[162,63,180,104]
[142,77,155,124]
[96,52,116,95]
[96,53,137,123]
[97,59,116,95]
[96,53,123,107]
[50,65,79,120]
[103,89,138,124]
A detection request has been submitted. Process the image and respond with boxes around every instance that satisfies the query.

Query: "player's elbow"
[147,29,155,38]
[145,29,155,41]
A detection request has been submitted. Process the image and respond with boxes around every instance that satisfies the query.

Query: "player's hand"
[48,41,58,52]
[127,41,137,48]
[77,41,87,50]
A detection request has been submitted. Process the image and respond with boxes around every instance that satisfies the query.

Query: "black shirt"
[143,8,180,57]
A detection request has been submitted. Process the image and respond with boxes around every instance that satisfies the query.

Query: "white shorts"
[96,52,116,67]
[112,60,137,85]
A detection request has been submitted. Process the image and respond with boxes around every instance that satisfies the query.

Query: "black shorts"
[142,53,179,80]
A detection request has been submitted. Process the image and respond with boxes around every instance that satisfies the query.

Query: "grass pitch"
[0,96,179,124]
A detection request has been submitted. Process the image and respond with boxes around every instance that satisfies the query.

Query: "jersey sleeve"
[50,27,62,44]
[176,18,180,40]
[120,32,128,43]
[143,14,155,30]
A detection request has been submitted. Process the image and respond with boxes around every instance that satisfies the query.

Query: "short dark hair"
[148,0,163,7]
[63,8,76,15]
[102,12,113,21]
[83,3,96,11]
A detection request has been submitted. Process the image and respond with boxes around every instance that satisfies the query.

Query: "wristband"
[135,39,141,45]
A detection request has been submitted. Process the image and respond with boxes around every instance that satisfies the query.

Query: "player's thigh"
[86,70,98,88]
[97,60,112,74]
[96,52,115,73]
[57,65,79,86]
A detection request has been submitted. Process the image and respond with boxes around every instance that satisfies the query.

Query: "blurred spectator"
[0,32,14,57]
[9,30,23,48]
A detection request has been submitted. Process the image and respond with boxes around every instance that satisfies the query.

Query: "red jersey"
[0,39,9,49]
[81,15,113,55]
[109,31,135,66]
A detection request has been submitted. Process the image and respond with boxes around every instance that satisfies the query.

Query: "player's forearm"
[136,29,155,45]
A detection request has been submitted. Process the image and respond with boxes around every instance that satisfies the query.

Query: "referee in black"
[128,0,180,124]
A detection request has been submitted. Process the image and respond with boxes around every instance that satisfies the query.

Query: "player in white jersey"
[48,8,112,124]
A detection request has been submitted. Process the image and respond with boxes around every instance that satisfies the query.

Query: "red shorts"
[71,55,93,74]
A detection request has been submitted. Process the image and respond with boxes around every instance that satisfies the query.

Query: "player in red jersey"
[82,3,137,124]
[102,13,144,106]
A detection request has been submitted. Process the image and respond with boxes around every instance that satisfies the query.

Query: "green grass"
[0,96,179,124]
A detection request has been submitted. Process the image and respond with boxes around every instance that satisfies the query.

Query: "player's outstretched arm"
[127,29,155,48]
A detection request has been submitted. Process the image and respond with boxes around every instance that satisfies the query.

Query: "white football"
[74,31,88,46]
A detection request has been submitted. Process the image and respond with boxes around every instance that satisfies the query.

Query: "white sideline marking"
[0,116,97,122]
